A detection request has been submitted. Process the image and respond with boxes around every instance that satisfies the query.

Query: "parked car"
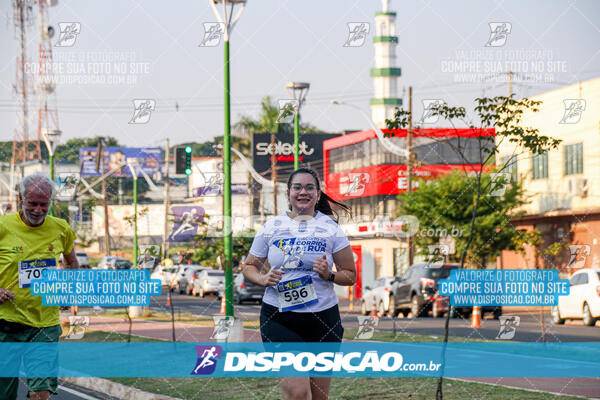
[150,265,178,287]
[98,256,119,269]
[179,265,209,295]
[217,274,241,300]
[552,268,600,326]
[360,277,395,316]
[112,258,132,270]
[234,274,266,304]
[75,251,90,268]
[390,263,460,318]
[193,270,225,298]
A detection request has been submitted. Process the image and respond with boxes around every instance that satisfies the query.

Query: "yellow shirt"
[0,212,75,328]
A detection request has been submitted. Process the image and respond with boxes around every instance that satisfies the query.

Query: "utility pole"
[102,178,110,256]
[162,138,170,260]
[270,133,278,215]
[407,86,414,267]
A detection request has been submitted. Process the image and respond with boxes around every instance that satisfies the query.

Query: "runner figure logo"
[274,238,304,270]
[191,345,222,375]
[210,316,234,340]
[276,100,298,124]
[129,99,156,124]
[340,172,370,196]
[559,99,586,124]
[420,99,445,124]
[199,22,225,47]
[485,22,512,47]
[489,172,511,197]
[427,245,449,265]
[354,316,379,340]
[343,22,370,47]
[567,245,591,269]
[55,22,81,47]
[64,316,89,340]
[168,206,204,242]
[496,316,520,340]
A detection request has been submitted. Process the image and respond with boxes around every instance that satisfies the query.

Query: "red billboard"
[323,128,494,201]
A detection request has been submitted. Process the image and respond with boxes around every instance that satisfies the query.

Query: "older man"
[0,173,79,400]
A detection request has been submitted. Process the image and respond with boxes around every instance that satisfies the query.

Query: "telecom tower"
[37,0,61,157]
[370,0,402,128]
[11,0,39,166]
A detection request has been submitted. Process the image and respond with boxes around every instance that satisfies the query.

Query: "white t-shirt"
[249,211,351,313]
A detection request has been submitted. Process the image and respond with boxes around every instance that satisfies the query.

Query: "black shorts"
[260,302,344,343]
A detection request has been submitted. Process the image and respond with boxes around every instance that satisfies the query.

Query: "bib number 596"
[283,287,308,302]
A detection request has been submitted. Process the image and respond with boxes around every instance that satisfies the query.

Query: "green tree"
[233,96,327,135]
[397,171,526,267]
[511,229,569,342]
[386,95,562,400]
[190,235,254,270]
[177,135,251,158]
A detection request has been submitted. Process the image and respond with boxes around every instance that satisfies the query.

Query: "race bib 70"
[18,258,56,289]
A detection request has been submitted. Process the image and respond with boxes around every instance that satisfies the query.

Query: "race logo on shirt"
[273,238,327,272]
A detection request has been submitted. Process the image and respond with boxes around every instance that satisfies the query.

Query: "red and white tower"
[11,0,39,165]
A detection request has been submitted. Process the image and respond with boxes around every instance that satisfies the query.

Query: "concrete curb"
[62,377,183,400]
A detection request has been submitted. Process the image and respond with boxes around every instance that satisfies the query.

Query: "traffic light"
[175,146,193,175]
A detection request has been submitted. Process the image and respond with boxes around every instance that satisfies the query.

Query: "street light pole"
[286,82,310,170]
[42,129,61,216]
[210,0,247,318]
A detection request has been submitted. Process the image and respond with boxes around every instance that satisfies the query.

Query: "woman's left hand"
[313,254,330,280]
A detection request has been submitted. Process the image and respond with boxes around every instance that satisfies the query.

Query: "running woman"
[243,167,356,400]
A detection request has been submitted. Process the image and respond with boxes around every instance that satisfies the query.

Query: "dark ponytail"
[287,167,351,223]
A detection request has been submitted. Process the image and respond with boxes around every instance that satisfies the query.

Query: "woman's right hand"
[261,269,285,287]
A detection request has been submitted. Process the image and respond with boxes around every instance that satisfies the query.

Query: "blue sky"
[1,0,599,147]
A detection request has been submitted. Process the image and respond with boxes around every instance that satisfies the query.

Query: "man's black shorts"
[260,302,344,343]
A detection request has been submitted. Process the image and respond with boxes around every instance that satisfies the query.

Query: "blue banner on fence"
[0,342,598,378]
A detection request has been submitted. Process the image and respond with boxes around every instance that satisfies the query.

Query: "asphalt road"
[150,292,600,342]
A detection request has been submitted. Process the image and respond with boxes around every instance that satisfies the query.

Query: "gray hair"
[19,173,56,200]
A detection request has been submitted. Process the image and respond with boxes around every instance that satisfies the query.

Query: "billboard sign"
[252,132,341,181]
[79,147,162,178]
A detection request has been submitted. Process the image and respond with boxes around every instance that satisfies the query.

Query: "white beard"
[21,205,47,225]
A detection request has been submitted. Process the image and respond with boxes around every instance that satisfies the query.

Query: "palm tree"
[233,96,326,135]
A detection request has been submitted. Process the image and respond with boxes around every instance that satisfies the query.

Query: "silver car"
[97,256,119,269]
[75,251,90,268]
[193,270,224,298]
[179,265,209,295]
[361,277,395,316]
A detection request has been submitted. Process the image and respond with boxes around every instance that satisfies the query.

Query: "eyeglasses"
[290,184,317,192]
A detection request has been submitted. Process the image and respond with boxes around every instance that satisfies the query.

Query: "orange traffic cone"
[219,295,226,314]
[370,295,378,317]
[72,306,78,316]
[471,306,481,328]
[166,295,172,307]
